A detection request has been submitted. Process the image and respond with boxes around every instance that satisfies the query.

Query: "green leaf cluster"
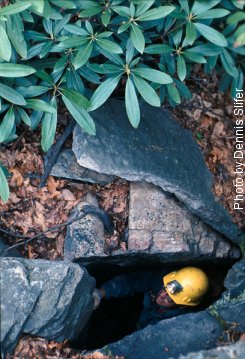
[0,0,244,202]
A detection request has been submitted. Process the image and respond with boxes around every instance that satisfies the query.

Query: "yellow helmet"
[163,267,209,306]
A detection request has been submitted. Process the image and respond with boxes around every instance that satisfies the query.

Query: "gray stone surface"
[98,311,222,359]
[223,259,245,297]
[73,99,241,243]
[0,258,95,357]
[177,340,245,359]
[209,259,245,333]
[64,194,106,261]
[0,258,38,357]
[51,149,115,184]
[64,182,240,266]
[128,182,240,259]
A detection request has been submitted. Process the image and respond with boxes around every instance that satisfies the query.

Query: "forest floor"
[1,66,244,358]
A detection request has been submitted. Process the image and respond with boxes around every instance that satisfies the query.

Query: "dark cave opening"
[71,260,236,351]
[72,293,144,350]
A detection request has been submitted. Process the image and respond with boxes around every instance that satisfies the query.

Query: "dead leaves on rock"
[10,336,124,359]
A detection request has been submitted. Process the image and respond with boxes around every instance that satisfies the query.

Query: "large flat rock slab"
[73,99,241,243]
[0,258,95,357]
[51,149,115,184]
[128,182,240,259]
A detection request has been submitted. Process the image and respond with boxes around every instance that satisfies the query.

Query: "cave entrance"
[72,293,144,350]
[71,261,236,351]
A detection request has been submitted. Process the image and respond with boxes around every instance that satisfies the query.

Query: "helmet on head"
[163,267,209,306]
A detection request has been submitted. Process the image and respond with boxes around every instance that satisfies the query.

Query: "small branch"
[174,103,224,119]
[0,226,28,238]
[39,118,76,188]
[189,76,207,83]
[162,19,186,38]
[2,211,87,255]
[0,199,31,217]
[10,130,26,151]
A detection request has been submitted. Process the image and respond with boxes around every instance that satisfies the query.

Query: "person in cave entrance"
[93,266,209,330]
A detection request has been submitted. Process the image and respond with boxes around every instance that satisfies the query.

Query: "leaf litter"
[0,124,129,259]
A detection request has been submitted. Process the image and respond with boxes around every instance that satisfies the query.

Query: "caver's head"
[156,267,209,308]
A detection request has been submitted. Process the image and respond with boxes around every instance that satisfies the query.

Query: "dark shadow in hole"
[72,293,144,350]
[72,261,235,351]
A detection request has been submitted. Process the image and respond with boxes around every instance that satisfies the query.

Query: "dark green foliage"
[0,0,244,202]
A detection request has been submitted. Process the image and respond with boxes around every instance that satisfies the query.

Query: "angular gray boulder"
[0,258,95,357]
[51,149,115,184]
[208,259,245,333]
[128,182,240,259]
[64,194,106,261]
[73,99,241,243]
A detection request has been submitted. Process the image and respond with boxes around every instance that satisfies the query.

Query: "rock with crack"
[128,182,240,260]
[50,149,115,184]
[0,258,95,358]
[64,194,106,261]
[64,185,240,267]
[208,258,245,334]
[72,99,242,243]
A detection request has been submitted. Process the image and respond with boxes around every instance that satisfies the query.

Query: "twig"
[189,76,207,83]
[0,226,28,238]
[0,199,32,217]
[2,204,114,254]
[176,103,224,119]
[10,130,26,151]
[2,211,87,254]
[39,118,76,188]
